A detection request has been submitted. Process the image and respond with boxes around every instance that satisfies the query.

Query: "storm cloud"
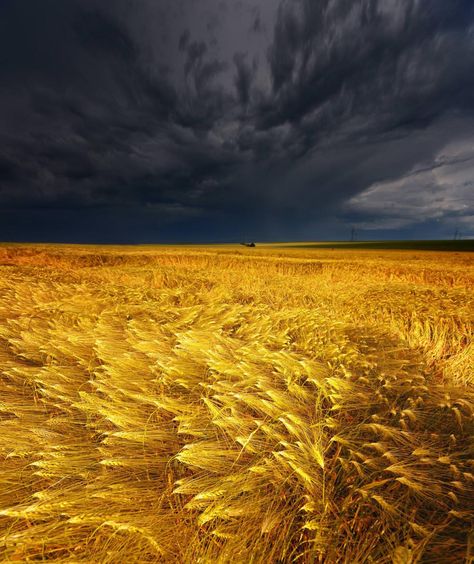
[0,0,473,242]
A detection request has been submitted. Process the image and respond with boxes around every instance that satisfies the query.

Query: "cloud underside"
[0,0,473,239]
[346,138,474,231]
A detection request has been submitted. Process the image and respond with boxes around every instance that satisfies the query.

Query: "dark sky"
[1,0,473,242]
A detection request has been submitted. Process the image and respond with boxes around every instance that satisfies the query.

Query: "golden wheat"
[0,243,472,562]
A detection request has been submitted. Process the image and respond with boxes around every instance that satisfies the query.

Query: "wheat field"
[0,243,472,563]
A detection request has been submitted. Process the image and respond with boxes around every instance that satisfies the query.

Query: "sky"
[0,0,473,243]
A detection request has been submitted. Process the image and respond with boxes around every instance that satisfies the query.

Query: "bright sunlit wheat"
[0,244,472,562]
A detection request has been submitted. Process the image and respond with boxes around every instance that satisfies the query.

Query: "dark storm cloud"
[264,0,474,129]
[251,15,263,33]
[233,53,254,107]
[178,29,191,51]
[181,39,228,96]
[183,41,208,76]
[0,0,473,241]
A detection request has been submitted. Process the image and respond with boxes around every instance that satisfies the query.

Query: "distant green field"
[264,240,474,252]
